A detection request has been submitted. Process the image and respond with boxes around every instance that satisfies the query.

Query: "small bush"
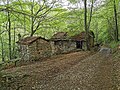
[109,41,119,49]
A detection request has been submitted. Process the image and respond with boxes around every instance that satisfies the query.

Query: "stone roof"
[16,36,48,45]
[51,32,68,39]
[71,31,95,41]
[71,32,86,41]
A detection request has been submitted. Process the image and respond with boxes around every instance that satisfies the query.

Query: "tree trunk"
[6,0,12,60]
[0,26,4,62]
[113,0,119,41]
[95,22,98,43]
[12,21,16,59]
[84,0,90,50]
[8,11,12,60]
[30,0,34,36]
[87,0,94,31]
[0,37,4,62]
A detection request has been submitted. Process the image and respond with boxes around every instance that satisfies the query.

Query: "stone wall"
[19,45,30,60]
[28,39,52,60]
[19,38,52,61]
[89,37,94,47]
[50,40,76,55]
[19,39,80,61]
[82,41,87,50]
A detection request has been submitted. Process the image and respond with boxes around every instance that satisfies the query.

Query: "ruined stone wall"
[19,45,30,61]
[62,41,76,53]
[89,37,94,47]
[50,41,56,55]
[50,40,76,55]
[82,41,87,50]
[19,39,78,61]
[29,39,52,60]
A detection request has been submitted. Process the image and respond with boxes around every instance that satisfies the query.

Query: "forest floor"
[0,50,120,90]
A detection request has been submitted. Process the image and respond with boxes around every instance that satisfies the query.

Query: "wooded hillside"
[0,0,119,62]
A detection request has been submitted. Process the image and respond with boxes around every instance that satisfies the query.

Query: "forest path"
[1,51,120,90]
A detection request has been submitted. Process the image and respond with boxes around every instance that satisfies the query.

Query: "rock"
[99,47,112,55]
[118,45,120,49]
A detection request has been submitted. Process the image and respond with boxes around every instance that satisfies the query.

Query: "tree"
[0,28,4,62]
[29,0,56,36]
[84,0,95,50]
[113,0,119,41]
[84,0,90,50]
[7,0,12,60]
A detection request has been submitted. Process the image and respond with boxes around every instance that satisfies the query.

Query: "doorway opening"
[76,41,82,49]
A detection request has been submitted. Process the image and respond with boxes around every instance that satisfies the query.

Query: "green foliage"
[0,0,120,62]
[109,41,120,49]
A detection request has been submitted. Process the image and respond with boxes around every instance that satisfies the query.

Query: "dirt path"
[1,51,120,90]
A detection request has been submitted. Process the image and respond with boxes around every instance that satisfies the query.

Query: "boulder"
[99,47,112,55]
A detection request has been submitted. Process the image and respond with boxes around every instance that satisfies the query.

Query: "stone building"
[17,31,95,61]
[51,32,68,39]
[17,36,52,61]
[71,31,95,50]
[50,32,76,54]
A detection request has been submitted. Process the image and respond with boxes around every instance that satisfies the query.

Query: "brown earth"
[0,51,120,90]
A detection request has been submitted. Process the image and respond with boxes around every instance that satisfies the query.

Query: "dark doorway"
[76,41,82,49]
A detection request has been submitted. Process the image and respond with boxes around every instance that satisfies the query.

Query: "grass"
[109,41,119,49]
[0,60,3,65]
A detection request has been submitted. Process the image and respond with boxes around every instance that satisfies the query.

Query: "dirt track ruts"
[1,51,120,90]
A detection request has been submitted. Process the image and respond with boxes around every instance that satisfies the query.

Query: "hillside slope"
[0,51,120,90]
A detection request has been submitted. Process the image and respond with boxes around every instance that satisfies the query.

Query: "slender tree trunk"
[0,36,4,62]
[12,21,16,59]
[84,0,90,50]
[8,11,12,60]
[113,0,119,41]
[7,0,12,60]
[30,0,34,36]
[0,26,4,62]
[87,0,94,30]
[95,22,98,43]
[31,17,34,36]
